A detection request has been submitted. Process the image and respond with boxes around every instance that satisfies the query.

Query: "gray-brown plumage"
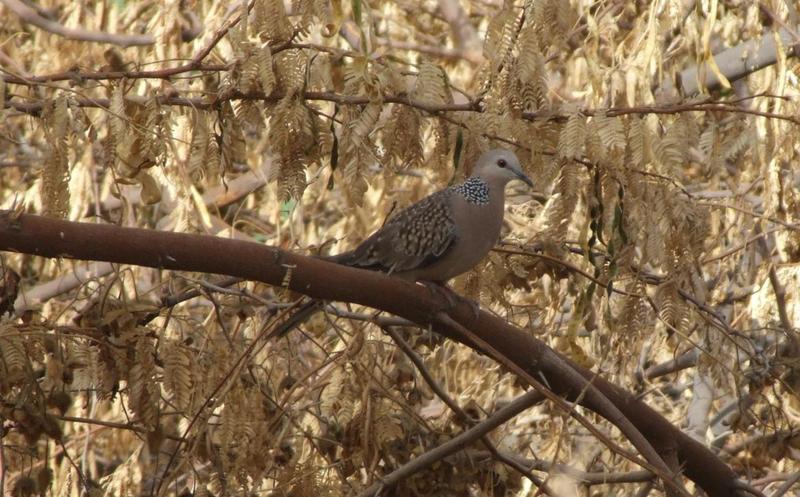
[273,148,532,337]
[329,148,532,283]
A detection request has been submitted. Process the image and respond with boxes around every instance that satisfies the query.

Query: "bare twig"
[767,266,798,352]
[437,0,483,62]
[353,389,546,497]
[382,325,552,493]
[643,350,699,380]
[686,373,714,443]
[458,451,655,485]
[5,88,800,127]
[0,0,154,47]
[58,415,182,441]
[13,261,115,316]
[769,471,800,497]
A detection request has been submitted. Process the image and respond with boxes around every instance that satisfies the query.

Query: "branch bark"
[659,26,800,96]
[0,211,740,497]
[0,0,154,47]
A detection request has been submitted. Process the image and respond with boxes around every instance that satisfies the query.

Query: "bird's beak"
[514,169,534,188]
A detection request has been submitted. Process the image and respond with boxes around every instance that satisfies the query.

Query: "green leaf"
[351,0,362,26]
[280,199,296,221]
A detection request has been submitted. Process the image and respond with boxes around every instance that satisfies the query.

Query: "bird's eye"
[497,159,507,168]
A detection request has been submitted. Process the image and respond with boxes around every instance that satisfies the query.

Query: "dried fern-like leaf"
[143,97,167,167]
[655,119,688,171]
[41,97,71,218]
[109,83,126,147]
[529,0,557,50]
[625,116,646,168]
[340,101,382,204]
[237,41,261,93]
[654,278,686,334]
[0,323,30,390]
[594,112,626,155]
[512,27,548,112]
[415,62,450,105]
[237,43,276,96]
[160,341,193,413]
[536,158,581,242]
[188,112,210,179]
[618,280,649,337]
[253,0,294,43]
[721,121,754,161]
[294,0,329,39]
[382,105,423,171]
[309,106,333,160]
[256,45,276,95]
[557,111,586,159]
[274,49,307,96]
[484,5,517,73]
[205,135,222,183]
[219,101,248,171]
[268,97,314,200]
[128,334,159,429]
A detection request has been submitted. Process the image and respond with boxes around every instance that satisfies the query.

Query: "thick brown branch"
[0,211,740,497]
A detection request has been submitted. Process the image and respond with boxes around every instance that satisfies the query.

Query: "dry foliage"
[1,0,800,496]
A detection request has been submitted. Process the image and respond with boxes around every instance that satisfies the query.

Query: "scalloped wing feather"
[331,189,458,274]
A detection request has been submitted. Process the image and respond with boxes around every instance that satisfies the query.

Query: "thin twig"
[459,451,655,485]
[382,325,552,494]
[6,87,800,128]
[767,266,798,352]
[353,389,546,497]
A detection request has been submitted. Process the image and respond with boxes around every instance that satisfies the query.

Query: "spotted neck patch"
[453,177,490,205]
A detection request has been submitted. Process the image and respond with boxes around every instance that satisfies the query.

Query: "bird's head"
[473,149,533,188]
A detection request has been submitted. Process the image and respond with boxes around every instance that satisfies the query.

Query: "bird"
[273,148,532,337]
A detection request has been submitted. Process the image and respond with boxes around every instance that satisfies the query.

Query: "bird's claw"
[421,282,481,318]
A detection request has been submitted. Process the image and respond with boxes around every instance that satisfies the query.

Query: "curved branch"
[0,0,154,47]
[0,211,740,497]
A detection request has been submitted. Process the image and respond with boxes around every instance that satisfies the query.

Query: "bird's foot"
[421,282,481,318]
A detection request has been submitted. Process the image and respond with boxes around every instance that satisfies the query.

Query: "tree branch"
[659,26,800,96]
[5,90,798,127]
[354,389,546,497]
[0,211,740,497]
[0,0,154,47]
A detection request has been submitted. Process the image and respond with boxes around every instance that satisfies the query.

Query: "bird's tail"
[319,251,356,266]
[270,299,326,338]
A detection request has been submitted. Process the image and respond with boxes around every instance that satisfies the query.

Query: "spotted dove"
[275,148,532,336]
[328,148,532,282]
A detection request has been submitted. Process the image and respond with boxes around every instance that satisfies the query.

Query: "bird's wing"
[331,189,458,274]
